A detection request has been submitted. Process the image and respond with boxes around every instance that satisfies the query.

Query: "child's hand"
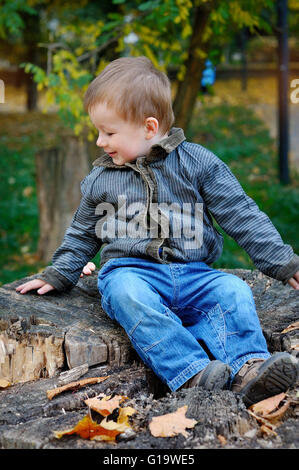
[288,271,299,290]
[16,279,55,295]
[80,262,96,278]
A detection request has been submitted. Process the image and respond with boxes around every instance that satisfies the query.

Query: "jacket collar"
[92,127,185,168]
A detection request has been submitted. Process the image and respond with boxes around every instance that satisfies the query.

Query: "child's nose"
[96,134,106,147]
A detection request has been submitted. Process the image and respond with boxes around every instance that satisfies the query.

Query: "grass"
[0,134,42,284]
[0,103,298,285]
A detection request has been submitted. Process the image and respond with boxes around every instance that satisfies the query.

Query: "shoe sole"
[198,360,231,390]
[240,352,298,407]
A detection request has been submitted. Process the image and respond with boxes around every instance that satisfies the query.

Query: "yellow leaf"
[54,414,121,441]
[281,321,299,334]
[91,415,131,441]
[118,406,137,425]
[0,379,11,389]
[149,405,197,438]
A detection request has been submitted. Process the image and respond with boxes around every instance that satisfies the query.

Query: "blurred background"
[0,0,298,285]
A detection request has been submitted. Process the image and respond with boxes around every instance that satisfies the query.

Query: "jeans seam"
[129,319,142,338]
[206,303,228,361]
[143,339,163,353]
[169,264,181,309]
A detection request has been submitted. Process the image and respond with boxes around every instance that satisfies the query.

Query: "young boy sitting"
[16,56,299,407]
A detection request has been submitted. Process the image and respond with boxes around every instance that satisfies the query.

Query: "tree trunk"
[173,2,214,131]
[35,135,96,263]
[26,60,38,111]
[23,12,41,111]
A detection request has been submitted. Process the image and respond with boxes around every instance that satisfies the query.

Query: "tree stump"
[0,268,298,450]
[35,135,97,263]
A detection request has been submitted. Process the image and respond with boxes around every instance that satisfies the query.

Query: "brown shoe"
[231,359,265,394]
[231,353,298,407]
[181,360,231,391]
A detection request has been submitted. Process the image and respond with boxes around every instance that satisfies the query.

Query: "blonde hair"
[84,56,174,134]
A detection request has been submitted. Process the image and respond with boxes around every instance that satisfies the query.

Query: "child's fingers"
[16,279,46,294]
[37,283,55,295]
[81,262,96,276]
[86,262,96,271]
[288,277,299,290]
[16,279,55,295]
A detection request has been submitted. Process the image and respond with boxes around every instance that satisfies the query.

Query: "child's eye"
[106,132,114,136]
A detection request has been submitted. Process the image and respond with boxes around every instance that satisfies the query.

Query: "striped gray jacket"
[39,127,299,291]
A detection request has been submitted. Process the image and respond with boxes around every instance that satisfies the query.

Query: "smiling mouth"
[108,151,117,157]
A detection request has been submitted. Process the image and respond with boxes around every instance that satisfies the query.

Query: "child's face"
[90,103,154,166]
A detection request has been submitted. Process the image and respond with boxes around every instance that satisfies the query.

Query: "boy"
[16,57,299,406]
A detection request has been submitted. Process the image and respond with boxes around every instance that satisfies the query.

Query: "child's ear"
[145,117,159,139]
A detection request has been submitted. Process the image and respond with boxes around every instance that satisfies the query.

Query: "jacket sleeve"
[37,170,102,291]
[200,153,299,283]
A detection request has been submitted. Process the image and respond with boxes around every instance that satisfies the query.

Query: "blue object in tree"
[201,59,216,87]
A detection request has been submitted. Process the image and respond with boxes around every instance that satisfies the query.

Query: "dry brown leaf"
[47,376,109,400]
[149,405,197,438]
[54,414,121,441]
[217,434,227,446]
[84,394,128,416]
[250,393,286,417]
[260,424,277,437]
[0,379,11,389]
[281,321,299,334]
[263,400,291,425]
[248,392,292,436]
[247,409,277,435]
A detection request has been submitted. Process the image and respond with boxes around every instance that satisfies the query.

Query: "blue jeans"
[97,257,270,391]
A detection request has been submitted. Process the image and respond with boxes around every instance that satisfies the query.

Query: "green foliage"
[0,135,40,284]
[0,0,36,38]
[15,0,276,135]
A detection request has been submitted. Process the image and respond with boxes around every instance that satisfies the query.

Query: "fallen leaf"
[0,379,11,389]
[47,376,109,400]
[250,393,286,417]
[149,406,197,438]
[91,416,131,442]
[54,414,121,441]
[118,406,137,425]
[260,423,277,437]
[247,392,292,438]
[249,392,291,426]
[217,434,227,446]
[281,321,299,334]
[247,409,277,436]
[263,400,291,425]
[84,394,128,416]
